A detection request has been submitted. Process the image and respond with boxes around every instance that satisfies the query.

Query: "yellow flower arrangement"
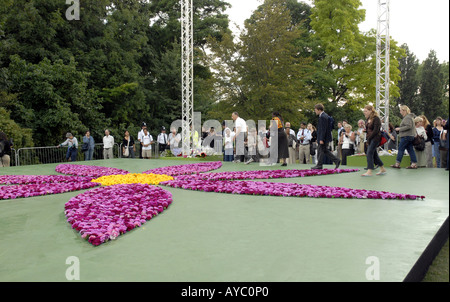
[91,173,174,186]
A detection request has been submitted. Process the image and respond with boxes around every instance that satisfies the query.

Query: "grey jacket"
[398,113,416,138]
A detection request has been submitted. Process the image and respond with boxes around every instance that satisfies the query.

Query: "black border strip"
[403,216,449,282]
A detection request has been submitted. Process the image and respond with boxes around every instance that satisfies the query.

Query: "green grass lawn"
[422,239,449,282]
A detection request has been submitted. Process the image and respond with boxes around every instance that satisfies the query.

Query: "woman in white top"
[414,117,427,167]
[339,124,356,166]
[223,127,235,162]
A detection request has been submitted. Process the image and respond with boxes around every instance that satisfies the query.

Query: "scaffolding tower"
[181,0,194,156]
[376,0,390,131]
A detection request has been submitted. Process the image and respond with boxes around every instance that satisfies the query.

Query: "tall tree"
[418,50,444,120]
[395,44,420,115]
[208,0,313,123]
[309,0,403,111]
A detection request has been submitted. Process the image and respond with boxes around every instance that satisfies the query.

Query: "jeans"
[433,142,441,168]
[396,136,417,164]
[66,147,77,162]
[84,148,94,161]
[366,139,383,170]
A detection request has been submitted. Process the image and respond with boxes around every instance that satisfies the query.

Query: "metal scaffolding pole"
[376,0,390,131]
[181,0,194,156]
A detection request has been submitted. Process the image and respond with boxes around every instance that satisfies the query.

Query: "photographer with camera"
[57,132,78,162]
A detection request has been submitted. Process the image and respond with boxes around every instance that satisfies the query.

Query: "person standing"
[308,123,317,164]
[223,127,235,162]
[311,103,340,170]
[339,124,356,166]
[122,130,135,158]
[391,105,418,169]
[271,111,289,166]
[157,127,168,154]
[82,130,95,161]
[361,105,387,176]
[432,117,443,168]
[297,122,311,165]
[444,117,449,171]
[355,120,366,154]
[420,115,434,168]
[137,122,147,159]
[231,112,247,163]
[103,129,114,159]
[141,128,153,159]
[168,127,182,156]
[58,132,78,162]
[414,117,427,168]
[286,126,298,164]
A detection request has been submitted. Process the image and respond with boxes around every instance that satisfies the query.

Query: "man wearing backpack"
[311,103,340,170]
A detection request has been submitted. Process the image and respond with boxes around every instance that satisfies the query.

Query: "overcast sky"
[225,0,450,63]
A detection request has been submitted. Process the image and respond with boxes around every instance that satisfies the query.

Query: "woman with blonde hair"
[392,105,418,169]
[339,124,356,166]
[414,117,427,167]
[420,115,433,168]
[362,105,387,176]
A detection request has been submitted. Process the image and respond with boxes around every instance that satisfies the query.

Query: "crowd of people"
[1,103,448,174]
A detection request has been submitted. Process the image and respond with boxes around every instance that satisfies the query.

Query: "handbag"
[123,138,130,157]
[378,130,390,147]
[310,143,316,156]
[413,135,425,151]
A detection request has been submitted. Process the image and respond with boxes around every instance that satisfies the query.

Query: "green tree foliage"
[0,0,231,147]
[4,55,107,145]
[208,0,313,125]
[396,44,420,114]
[418,50,445,120]
[310,0,402,105]
[0,106,34,149]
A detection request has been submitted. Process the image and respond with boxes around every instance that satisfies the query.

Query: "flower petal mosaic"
[0,161,425,246]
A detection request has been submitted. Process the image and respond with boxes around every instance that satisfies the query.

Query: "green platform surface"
[347,154,411,168]
[0,159,448,282]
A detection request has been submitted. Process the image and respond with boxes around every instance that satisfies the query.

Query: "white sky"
[225,0,450,63]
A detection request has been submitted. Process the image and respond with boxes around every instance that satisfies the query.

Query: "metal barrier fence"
[11,143,164,167]
[5,141,225,167]
[15,143,121,167]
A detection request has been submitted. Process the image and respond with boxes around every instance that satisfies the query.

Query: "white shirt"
[138,129,146,142]
[224,128,235,149]
[297,128,312,144]
[341,131,355,149]
[103,135,114,149]
[235,117,247,134]
[142,134,153,150]
[157,133,168,144]
[416,126,427,140]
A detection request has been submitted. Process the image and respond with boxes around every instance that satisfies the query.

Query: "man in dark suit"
[311,103,341,170]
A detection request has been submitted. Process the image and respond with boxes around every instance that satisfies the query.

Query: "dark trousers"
[341,148,354,166]
[66,147,77,162]
[366,139,384,169]
[316,142,339,167]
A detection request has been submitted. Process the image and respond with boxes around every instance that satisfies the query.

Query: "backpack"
[328,115,335,131]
